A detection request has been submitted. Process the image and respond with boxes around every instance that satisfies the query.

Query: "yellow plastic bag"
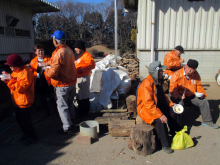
[171,126,194,150]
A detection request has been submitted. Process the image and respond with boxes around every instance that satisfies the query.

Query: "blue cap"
[51,30,66,40]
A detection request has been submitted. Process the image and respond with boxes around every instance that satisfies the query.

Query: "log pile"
[94,95,156,156]
[116,54,139,77]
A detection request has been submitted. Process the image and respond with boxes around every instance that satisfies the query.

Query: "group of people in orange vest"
[0,30,95,145]
[137,45,219,154]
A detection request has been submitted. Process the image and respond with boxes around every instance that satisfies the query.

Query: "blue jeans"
[55,83,76,131]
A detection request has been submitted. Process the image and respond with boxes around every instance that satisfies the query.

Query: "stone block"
[76,135,92,145]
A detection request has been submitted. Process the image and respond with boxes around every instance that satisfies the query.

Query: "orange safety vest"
[75,51,95,78]
[169,67,207,100]
[45,44,77,87]
[6,66,34,108]
[30,55,51,86]
[136,75,173,124]
[164,50,182,76]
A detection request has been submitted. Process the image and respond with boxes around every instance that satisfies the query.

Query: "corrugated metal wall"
[137,0,220,50]
[138,50,220,82]
[0,0,34,56]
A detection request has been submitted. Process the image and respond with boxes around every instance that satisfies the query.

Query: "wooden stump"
[108,118,136,137]
[136,114,148,125]
[128,125,156,156]
[126,95,137,115]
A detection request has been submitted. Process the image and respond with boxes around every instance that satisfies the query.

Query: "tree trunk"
[126,95,137,115]
[128,125,156,156]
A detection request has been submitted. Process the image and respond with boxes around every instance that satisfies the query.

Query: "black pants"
[152,107,182,147]
[15,107,38,140]
[35,84,56,115]
[77,98,90,118]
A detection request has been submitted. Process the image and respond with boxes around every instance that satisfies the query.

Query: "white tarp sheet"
[90,55,131,111]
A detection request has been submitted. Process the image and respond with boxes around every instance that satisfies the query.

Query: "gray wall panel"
[0,0,34,56]
[139,50,220,82]
[137,0,220,50]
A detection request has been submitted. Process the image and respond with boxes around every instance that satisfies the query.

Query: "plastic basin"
[79,120,99,139]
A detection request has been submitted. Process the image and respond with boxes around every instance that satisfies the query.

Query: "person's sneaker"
[162,147,174,154]
[202,121,220,129]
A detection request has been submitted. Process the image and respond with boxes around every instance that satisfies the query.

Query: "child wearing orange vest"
[1,54,38,145]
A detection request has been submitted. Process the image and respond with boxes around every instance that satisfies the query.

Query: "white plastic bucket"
[79,120,99,139]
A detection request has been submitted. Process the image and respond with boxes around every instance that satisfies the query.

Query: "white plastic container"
[79,120,99,139]
[195,92,204,98]
[38,63,44,67]
[0,74,11,79]
[173,104,184,114]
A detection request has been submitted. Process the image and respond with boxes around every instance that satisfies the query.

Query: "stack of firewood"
[116,54,139,77]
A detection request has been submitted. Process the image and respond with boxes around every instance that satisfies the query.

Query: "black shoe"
[57,126,74,135]
[43,111,50,118]
[23,138,39,146]
[19,134,28,142]
[162,147,174,154]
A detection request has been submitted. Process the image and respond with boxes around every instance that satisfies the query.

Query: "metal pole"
[114,0,118,62]
[151,0,155,62]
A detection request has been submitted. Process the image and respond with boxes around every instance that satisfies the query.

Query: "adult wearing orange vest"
[164,45,185,77]
[45,30,77,134]
[30,44,55,117]
[136,61,182,154]
[74,40,95,118]
[170,59,219,129]
[1,54,38,145]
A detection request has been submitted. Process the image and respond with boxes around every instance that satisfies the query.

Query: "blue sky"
[47,0,107,4]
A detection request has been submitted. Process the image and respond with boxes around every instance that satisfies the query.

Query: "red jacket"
[170,67,207,100]
[164,50,182,76]
[136,75,173,124]
[75,51,95,78]
[6,66,34,108]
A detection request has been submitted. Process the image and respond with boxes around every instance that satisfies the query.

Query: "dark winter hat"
[5,54,24,67]
[73,40,86,50]
[174,45,184,54]
[51,30,66,40]
[187,59,199,69]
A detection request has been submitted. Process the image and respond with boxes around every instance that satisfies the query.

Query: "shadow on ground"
[0,107,106,165]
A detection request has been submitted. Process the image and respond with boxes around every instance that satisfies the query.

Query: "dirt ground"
[87,45,120,56]
[0,82,220,165]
